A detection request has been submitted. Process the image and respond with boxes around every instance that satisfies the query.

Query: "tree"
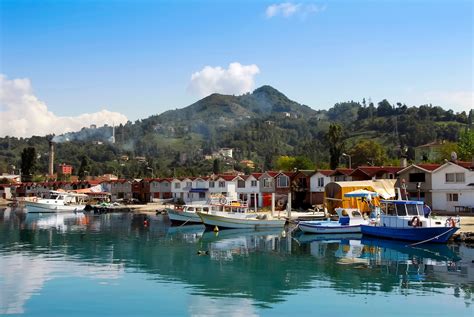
[20,147,36,181]
[458,130,474,161]
[327,123,345,170]
[78,156,90,180]
[348,140,387,167]
[212,159,221,174]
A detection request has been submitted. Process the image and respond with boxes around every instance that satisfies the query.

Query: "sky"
[0,0,472,137]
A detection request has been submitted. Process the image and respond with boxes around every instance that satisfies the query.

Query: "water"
[0,208,472,316]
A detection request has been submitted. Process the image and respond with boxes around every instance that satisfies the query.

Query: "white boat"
[166,197,250,225]
[197,210,286,230]
[298,208,369,234]
[24,191,88,213]
[166,204,215,225]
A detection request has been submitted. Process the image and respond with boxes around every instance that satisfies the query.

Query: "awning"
[189,188,208,193]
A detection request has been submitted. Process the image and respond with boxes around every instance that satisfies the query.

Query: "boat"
[297,207,369,234]
[24,191,88,213]
[197,210,286,230]
[360,200,459,243]
[166,204,214,225]
[166,197,253,225]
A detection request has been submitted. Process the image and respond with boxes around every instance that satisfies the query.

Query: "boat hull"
[360,225,458,243]
[197,212,286,230]
[25,201,86,213]
[298,222,362,234]
[166,208,202,225]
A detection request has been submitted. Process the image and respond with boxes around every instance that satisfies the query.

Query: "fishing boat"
[197,210,286,230]
[297,207,369,234]
[360,200,459,244]
[166,204,213,225]
[166,197,250,225]
[24,191,88,213]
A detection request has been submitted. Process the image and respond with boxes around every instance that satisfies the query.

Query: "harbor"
[0,206,473,316]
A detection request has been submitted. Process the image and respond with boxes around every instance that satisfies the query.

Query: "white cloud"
[188,62,260,97]
[0,74,128,138]
[420,90,473,113]
[265,2,326,19]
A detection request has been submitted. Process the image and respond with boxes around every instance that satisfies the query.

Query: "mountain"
[155,85,320,131]
[0,85,471,178]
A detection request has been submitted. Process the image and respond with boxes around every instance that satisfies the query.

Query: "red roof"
[331,168,354,176]
[218,175,238,181]
[316,169,334,177]
[416,164,441,171]
[350,166,403,177]
[456,161,474,169]
[251,173,263,179]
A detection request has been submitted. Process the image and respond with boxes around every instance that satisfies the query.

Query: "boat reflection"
[0,209,472,312]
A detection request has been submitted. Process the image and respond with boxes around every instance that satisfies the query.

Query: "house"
[291,170,314,209]
[309,169,334,205]
[0,185,12,199]
[235,174,261,208]
[430,161,474,212]
[187,177,209,203]
[132,179,150,203]
[349,166,402,181]
[258,172,277,207]
[330,168,354,182]
[415,141,446,162]
[396,163,441,205]
[110,179,132,201]
[208,174,238,201]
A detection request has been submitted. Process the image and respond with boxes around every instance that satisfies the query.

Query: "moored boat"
[25,191,88,213]
[197,211,286,230]
[166,204,212,225]
[360,200,459,243]
[298,208,369,234]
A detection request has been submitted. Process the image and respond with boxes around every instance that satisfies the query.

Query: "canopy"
[344,189,379,198]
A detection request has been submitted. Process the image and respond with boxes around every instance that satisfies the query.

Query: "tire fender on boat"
[445,217,456,228]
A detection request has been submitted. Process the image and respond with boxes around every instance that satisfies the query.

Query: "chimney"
[49,141,55,176]
[400,157,407,168]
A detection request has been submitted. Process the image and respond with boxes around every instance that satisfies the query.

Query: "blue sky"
[0,0,472,136]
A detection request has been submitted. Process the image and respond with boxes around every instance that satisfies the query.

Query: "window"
[446,173,465,183]
[186,181,192,187]
[318,177,324,187]
[406,204,419,216]
[199,192,206,199]
[237,180,245,188]
[409,173,425,183]
[396,204,407,216]
[209,181,215,188]
[251,180,257,187]
[386,203,396,216]
[447,193,459,202]
[218,181,225,188]
[277,175,289,188]
[263,178,272,188]
[174,183,180,189]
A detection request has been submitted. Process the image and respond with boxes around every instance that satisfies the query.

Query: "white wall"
[431,163,474,212]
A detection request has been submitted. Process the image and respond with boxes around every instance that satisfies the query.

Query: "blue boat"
[360,200,459,244]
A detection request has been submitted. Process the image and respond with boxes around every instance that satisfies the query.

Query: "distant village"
[1,155,473,214]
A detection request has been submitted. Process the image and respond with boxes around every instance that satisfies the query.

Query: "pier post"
[271,193,275,217]
[287,193,291,219]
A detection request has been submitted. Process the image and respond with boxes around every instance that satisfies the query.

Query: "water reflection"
[0,208,473,315]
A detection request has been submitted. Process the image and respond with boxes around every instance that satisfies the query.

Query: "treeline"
[0,89,473,180]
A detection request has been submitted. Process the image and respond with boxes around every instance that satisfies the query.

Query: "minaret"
[111,124,116,144]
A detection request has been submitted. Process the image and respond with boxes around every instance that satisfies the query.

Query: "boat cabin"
[334,208,364,225]
[379,200,443,228]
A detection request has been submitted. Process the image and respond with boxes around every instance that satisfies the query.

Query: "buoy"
[213,225,219,232]
[144,219,149,227]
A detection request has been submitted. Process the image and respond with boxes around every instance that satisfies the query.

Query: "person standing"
[423,203,432,217]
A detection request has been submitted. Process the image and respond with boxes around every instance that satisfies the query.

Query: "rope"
[179,219,191,227]
[407,227,457,247]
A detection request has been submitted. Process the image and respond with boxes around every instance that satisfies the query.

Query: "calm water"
[0,208,473,316]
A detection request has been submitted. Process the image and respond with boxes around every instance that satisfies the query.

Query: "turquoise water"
[0,208,472,316]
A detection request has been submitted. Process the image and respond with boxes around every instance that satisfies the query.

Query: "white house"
[309,169,334,205]
[431,161,474,212]
[235,174,261,207]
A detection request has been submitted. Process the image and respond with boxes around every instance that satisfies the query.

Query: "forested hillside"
[0,86,472,180]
